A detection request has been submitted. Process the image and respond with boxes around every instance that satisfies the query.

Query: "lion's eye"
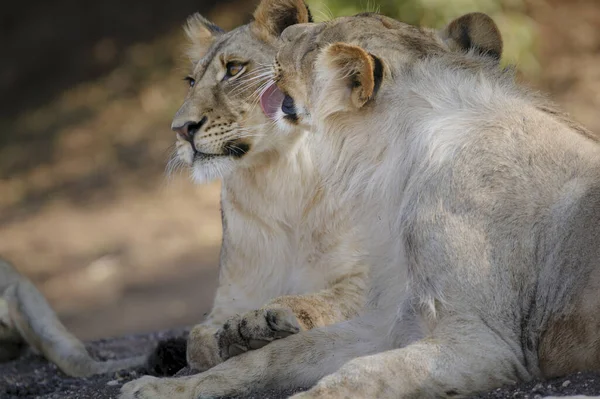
[184,76,195,88]
[225,62,245,79]
[282,94,297,116]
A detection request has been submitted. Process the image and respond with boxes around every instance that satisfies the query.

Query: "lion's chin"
[190,156,237,184]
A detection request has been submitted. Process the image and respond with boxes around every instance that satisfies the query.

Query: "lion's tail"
[0,259,146,377]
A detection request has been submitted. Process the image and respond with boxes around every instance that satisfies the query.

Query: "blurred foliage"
[306,0,540,78]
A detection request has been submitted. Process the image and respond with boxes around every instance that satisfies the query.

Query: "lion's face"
[266,12,502,133]
[171,22,275,183]
[172,0,312,183]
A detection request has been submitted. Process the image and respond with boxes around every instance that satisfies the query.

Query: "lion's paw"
[119,375,194,399]
[186,325,220,372]
[291,356,394,399]
[216,306,300,361]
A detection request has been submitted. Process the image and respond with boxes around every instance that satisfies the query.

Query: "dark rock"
[146,336,188,377]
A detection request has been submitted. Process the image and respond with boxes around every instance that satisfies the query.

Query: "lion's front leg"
[215,268,368,362]
[185,324,221,372]
[120,371,249,399]
[290,352,400,399]
[291,320,531,399]
[119,375,199,399]
[121,313,389,399]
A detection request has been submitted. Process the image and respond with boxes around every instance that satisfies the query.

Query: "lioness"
[121,11,600,399]
[151,0,369,375]
[0,258,146,377]
[268,11,600,398]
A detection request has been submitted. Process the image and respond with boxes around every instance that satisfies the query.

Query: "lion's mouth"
[260,82,285,120]
[192,140,249,160]
[193,151,224,159]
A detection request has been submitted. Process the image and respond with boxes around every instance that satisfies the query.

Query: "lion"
[0,258,146,377]
[120,10,600,399]
[148,0,370,376]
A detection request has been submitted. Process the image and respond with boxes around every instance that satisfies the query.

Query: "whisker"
[245,80,272,107]
[232,69,272,83]
[243,65,272,74]
[233,66,272,79]
[253,61,274,68]
[230,71,271,86]
[229,72,273,96]
[250,74,275,99]
[237,133,264,141]
[315,9,330,22]
[162,142,177,156]
[248,78,275,113]
[252,79,276,109]
[165,152,186,181]
[321,4,335,20]
[230,75,271,97]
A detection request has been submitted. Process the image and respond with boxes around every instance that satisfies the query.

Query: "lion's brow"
[194,37,228,81]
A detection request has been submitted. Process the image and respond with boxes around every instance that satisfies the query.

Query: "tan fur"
[539,265,600,378]
[183,13,222,63]
[440,12,503,60]
[323,44,376,108]
[276,12,600,399]
[164,0,368,373]
[0,258,145,377]
[120,11,600,399]
[252,0,312,43]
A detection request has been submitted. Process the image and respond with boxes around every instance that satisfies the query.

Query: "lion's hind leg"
[539,264,600,378]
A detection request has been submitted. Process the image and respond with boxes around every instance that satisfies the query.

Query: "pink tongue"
[260,82,285,121]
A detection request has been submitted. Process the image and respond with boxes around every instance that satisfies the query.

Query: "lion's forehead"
[192,25,273,81]
[286,15,441,66]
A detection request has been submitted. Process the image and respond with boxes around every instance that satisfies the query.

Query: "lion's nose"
[171,116,207,143]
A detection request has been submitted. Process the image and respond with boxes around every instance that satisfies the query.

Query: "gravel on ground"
[2,330,600,399]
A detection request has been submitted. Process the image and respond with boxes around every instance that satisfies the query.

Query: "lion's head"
[171,0,312,183]
[264,12,502,133]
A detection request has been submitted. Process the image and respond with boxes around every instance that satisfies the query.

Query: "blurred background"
[1,0,599,341]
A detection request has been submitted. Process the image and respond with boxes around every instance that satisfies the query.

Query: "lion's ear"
[184,13,224,63]
[252,0,313,41]
[439,12,503,62]
[317,43,383,109]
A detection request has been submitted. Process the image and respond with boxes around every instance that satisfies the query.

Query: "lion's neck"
[222,134,324,226]
[314,59,525,212]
